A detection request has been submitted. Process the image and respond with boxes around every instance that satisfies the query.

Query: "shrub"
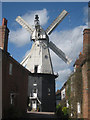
[62,107,69,119]
[56,104,69,119]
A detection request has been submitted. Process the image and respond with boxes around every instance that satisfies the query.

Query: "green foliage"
[66,80,71,97]
[56,104,69,119]
[62,107,69,116]
[56,103,61,110]
[56,104,63,117]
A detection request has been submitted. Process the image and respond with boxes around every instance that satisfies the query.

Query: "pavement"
[26,111,57,118]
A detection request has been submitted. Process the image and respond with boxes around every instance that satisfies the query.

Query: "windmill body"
[16,10,71,112]
[21,38,53,74]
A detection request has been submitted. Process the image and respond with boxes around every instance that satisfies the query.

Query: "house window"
[34,65,38,73]
[71,77,73,92]
[66,85,68,90]
[77,102,81,113]
[74,91,75,96]
[71,113,73,117]
[9,63,13,75]
[66,100,69,108]
[10,93,15,105]
[71,104,73,109]
[48,88,50,92]
[74,65,76,72]
[71,85,73,92]
[71,77,73,84]
[61,88,65,100]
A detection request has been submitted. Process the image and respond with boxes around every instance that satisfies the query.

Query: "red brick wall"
[2,51,30,118]
[82,29,90,119]
[83,29,90,60]
[82,63,88,118]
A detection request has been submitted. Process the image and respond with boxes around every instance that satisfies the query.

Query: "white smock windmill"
[16,10,71,74]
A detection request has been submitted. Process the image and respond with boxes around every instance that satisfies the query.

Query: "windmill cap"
[35,15,39,21]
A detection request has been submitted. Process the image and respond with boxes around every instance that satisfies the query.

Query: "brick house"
[0,18,31,119]
[56,28,90,119]
[82,29,90,119]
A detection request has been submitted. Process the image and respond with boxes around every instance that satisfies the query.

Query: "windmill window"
[37,44,39,47]
[38,33,40,37]
[43,45,46,49]
[33,84,37,86]
[45,55,48,59]
[33,89,37,93]
[34,65,38,73]
[48,88,50,92]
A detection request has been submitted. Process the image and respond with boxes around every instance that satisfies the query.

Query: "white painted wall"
[21,40,53,74]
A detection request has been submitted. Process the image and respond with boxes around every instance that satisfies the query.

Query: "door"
[32,100,37,111]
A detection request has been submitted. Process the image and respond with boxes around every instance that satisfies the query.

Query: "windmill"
[16,9,71,112]
[16,9,71,74]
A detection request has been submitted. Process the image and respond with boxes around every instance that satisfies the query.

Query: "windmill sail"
[16,16,34,34]
[49,41,71,64]
[16,12,71,65]
[45,10,68,35]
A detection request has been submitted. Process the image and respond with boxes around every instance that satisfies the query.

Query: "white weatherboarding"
[16,10,71,74]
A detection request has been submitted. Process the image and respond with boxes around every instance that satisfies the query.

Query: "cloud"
[50,25,86,59]
[52,5,88,90]
[22,9,49,26]
[9,28,30,47]
[49,24,87,90]
[9,9,49,47]
[51,5,88,90]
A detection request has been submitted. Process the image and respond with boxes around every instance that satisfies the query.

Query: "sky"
[1,2,88,90]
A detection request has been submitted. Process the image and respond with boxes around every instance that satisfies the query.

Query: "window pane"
[9,63,12,75]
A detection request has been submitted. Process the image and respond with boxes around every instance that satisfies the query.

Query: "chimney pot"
[2,18,7,26]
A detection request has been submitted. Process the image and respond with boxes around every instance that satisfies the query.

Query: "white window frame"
[61,88,65,100]
[66,100,69,108]
[77,102,81,114]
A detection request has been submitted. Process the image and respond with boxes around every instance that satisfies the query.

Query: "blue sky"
[2,2,88,90]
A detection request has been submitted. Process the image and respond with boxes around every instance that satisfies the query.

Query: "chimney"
[83,29,90,60]
[0,18,9,52]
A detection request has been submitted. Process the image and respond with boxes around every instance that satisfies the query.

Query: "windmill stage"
[15,9,71,112]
